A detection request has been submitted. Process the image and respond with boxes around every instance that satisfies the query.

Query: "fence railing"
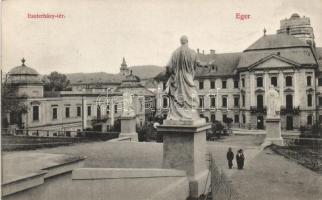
[1,128,120,151]
[250,106,267,114]
[283,136,322,148]
[280,106,300,115]
[1,128,119,138]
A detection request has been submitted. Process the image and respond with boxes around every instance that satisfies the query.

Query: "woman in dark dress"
[236,149,245,169]
[226,147,234,169]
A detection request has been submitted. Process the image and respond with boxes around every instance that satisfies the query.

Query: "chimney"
[197,48,200,54]
[202,50,204,54]
[210,49,216,55]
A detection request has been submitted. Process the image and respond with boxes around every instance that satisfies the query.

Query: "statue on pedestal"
[267,85,280,118]
[159,36,211,198]
[165,36,200,121]
[262,85,284,148]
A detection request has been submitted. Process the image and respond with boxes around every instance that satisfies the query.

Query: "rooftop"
[122,71,140,83]
[6,58,43,85]
[8,58,39,76]
[245,34,309,51]
[196,52,241,77]
[238,34,317,69]
[290,13,300,19]
[237,48,316,69]
[153,52,241,80]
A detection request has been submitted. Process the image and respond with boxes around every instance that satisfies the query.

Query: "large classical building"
[155,13,322,130]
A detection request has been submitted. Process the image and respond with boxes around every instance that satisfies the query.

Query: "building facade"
[155,13,322,130]
[2,59,155,136]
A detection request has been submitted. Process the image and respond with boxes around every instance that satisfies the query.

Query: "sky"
[2,0,322,74]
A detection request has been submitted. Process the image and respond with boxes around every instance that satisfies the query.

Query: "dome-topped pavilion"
[7,58,43,85]
[5,58,44,98]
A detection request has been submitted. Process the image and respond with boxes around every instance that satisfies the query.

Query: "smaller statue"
[267,85,280,118]
[122,92,135,116]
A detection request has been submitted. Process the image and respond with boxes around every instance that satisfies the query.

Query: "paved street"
[208,134,322,200]
[231,148,322,200]
[3,134,321,200]
[207,135,264,178]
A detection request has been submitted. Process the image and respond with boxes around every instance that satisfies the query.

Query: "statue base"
[262,118,284,149]
[163,118,206,126]
[157,121,211,199]
[119,115,138,141]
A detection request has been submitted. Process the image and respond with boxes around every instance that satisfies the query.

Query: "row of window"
[162,95,245,109]
[162,93,313,110]
[198,75,305,90]
[198,80,239,90]
[32,105,119,121]
[51,106,82,120]
[255,94,313,108]
[211,114,314,125]
[163,76,321,91]
[255,75,313,88]
[256,76,277,87]
[84,105,119,117]
[197,93,313,109]
[198,96,242,108]
[162,76,322,91]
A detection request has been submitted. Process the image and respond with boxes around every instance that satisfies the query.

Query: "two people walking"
[226,148,245,170]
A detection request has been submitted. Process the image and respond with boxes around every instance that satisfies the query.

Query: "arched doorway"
[257,95,263,109]
[257,116,264,129]
[286,94,293,109]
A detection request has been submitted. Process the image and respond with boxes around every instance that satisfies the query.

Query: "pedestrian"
[236,149,245,170]
[226,147,234,169]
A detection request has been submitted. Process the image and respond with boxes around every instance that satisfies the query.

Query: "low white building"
[2,59,155,136]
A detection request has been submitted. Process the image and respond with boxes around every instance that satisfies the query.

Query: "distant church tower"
[120,57,130,76]
[277,13,315,48]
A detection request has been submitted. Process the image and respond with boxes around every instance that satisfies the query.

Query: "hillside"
[66,72,123,84]
[66,65,165,84]
[129,65,165,80]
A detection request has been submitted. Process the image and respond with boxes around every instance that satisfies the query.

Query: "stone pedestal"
[119,115,138,141]
[157,120,211,199]
[262,118,284,148]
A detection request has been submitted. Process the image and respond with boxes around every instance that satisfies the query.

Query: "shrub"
[311,123,321,136]
[156,131,163,143]
[137,125,147,142]
[110,119,121,132]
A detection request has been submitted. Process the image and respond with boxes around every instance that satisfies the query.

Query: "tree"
[1,83,27,128]
[43,71,70,91]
